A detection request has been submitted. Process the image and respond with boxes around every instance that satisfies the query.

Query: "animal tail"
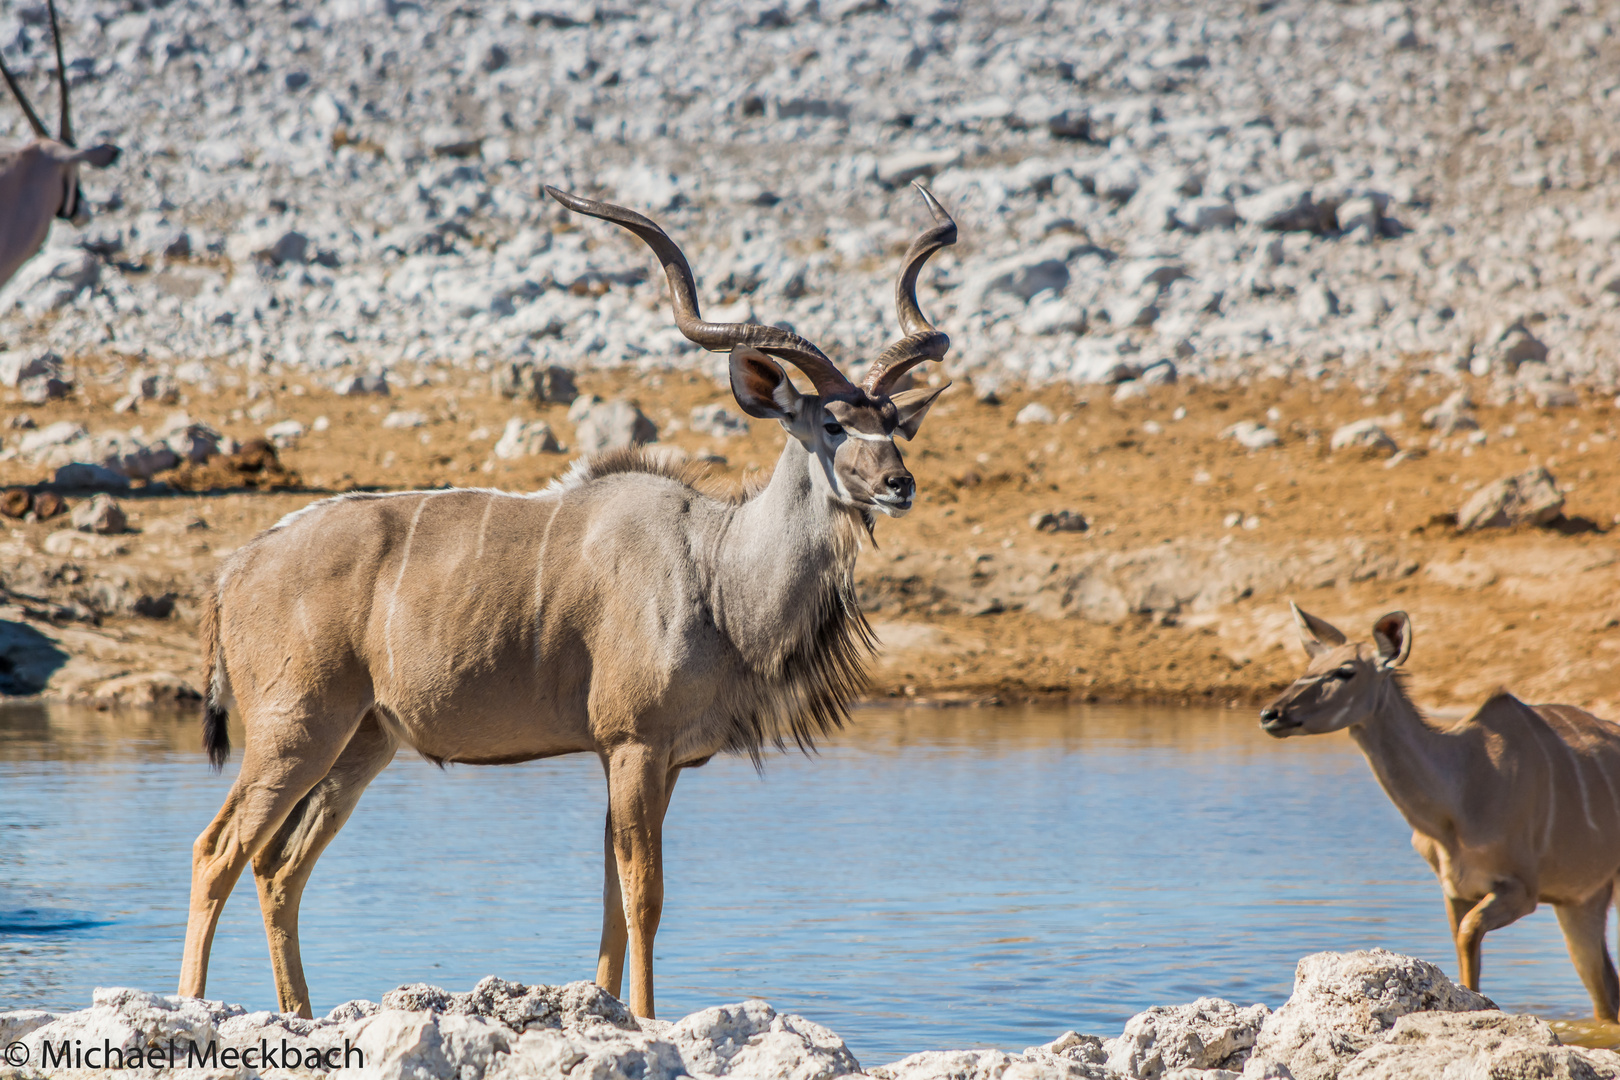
[198,583,230,772]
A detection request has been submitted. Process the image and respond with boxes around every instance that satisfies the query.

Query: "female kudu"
[1262,603,1620,1019]
[179,184,958,1020]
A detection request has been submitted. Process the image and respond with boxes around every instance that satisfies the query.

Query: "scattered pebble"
[1330,419,1398,456]
[265,419,306,447]
[1031,510,1089,533]
[492,418,563,459]
[1220,421,1280,450]
[71,494,129,535]
[1456,467,1565,530]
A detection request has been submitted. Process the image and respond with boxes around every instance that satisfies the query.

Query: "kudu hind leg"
[596,764,681,999]
[179,713,363,1002]
[1554,884,1620,1021]
[253,714,397,1017]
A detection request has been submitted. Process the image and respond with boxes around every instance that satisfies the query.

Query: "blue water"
[0,702,1589,1064]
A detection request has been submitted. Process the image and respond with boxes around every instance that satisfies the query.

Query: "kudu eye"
[1333,666,1357,679]
[823,422,844,437]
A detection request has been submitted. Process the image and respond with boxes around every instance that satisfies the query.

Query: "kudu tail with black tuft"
[197,586,230,771]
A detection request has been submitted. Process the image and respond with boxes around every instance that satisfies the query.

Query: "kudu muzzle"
[1259,685,1307,736]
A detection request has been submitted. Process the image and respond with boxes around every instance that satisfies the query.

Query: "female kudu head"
[0,0,120,227]
[1260,603,1413,737]
[545,183,955,518]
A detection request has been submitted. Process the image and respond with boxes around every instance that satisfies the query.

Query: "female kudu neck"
[1348,674,1470,839]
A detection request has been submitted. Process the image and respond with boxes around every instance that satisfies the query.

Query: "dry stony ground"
[2,363,1617,717]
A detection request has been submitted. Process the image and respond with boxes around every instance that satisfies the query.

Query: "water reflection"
[0,701,1591,1063]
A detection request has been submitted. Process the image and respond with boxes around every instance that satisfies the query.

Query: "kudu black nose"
[1259,706,1281,723]
[885,473,914,500]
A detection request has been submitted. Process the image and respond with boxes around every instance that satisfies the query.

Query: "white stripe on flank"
[530,499,565,672]
[1564,734,1599,833]
[1531,728,1557,852]
[1596,753,1620,829]
[383,496,432,680]
[474,492,497,561]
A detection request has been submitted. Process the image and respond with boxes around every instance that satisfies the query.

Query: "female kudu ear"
[1290,600,1347,659]
[1372,611,1413,668]
[729,346,803,421]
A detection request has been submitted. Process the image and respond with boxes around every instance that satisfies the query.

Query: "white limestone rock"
[1105,998,1270,1079]
[72,494,130,535]
[0,350,63,388]
[1328,420,1397,456]
[690,403,749,438]
[1420,390,1477,434]
[667,999,862,1078]
[878,1048,1113,1080]
[493,417,564,458]
[1250,949,1493,1080]
[1333,1010,1620,1080]
[1456,467,1565,530]
[266,419,307,448]
[1220,421,1280,450]
[573,399,658,454]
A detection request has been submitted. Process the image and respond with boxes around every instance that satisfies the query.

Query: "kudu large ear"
[74,144,119,168]
[1290,601,1347,659]
[889,383,948,441]
[729,346,803,421]
[1372,611,1412,668]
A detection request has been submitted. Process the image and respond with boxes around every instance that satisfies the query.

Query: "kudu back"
[1262,603,1620,1019]
[180,184,958,1020]
[0,0,119,290]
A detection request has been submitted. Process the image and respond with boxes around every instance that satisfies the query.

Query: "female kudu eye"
[824,422,844,437]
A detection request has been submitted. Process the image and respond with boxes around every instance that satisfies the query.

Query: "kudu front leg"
[1449,882,1536,992]
[597,765,683,998]
[596,808,628,997]
[604,745,673,1018]
[1554,884,1620,1021]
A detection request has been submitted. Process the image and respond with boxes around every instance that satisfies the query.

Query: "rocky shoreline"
[1,950,1613,1079]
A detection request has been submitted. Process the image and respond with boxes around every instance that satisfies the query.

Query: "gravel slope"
[4,0,1620,391]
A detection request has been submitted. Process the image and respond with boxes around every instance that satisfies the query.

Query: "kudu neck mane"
[718,436,874,761]
[577,441,875,762]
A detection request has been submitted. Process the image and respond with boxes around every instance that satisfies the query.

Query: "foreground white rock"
[5,952,1619,1080]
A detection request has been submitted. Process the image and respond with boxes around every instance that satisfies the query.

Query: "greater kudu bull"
[0,0,119,290]
[1263,603,1620,1020]
[180,184,958,1019]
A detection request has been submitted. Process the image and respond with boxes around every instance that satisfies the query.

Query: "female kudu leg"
[596,764,682,999]
[178,709,364,1002]
[1446,896,1476,988]
[1554,883,1620,1020]
[1450,881,1537,993]
[604,744,673,1018]
[252,713,398,1017]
